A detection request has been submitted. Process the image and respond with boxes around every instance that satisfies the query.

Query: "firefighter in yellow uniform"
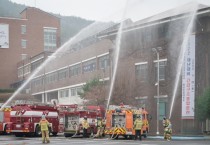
[101,118,106,137]
[82,116,90,138]
[39,115,50,143]
[162,117,172,141]
[95,117,105,138]
[133,115,143,141]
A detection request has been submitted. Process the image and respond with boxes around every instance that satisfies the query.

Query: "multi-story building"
[0,7,60,88]
[14,3,210,135]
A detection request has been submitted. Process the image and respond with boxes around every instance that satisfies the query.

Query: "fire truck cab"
[6,102,59,137]
[0,107,11,134]
[59,104,105,137]
[105,105,150,139]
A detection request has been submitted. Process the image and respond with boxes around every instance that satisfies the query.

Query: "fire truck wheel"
[15,133,24,137]
[52,132,58,136]
[64,133,73,137]
[35,125,41,137]
[143,130,148,138]
[3,125,8,135]
[124,135,128,139]
[48,127,52,135]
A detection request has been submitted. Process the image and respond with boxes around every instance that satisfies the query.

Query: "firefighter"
[39,115,50,143]
[164,124,172,141]
[95,117,104,138]
[162,117,170,129]
[162,117,172,141]
[133,115,143,141]
[101,118,106,137]
[82,116,90,138]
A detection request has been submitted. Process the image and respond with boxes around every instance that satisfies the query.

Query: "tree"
[195,87,210,121]
[79,78,107,106]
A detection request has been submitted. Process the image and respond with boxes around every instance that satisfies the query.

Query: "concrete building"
[14,3,210,135]
[0,7,60,89]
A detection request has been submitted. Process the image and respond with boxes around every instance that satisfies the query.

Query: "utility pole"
[152,47,161,135]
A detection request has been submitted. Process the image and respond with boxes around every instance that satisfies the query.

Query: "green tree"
[79,78,107,106]
[0,88,15,93]
[195,87,210,121]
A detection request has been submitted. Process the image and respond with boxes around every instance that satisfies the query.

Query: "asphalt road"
[0,135,210,145]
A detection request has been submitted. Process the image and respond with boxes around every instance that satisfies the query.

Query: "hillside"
[0,0,94,44]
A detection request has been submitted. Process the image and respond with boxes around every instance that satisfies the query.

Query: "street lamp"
[152,47,162,135]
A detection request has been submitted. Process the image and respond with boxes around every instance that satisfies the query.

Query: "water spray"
[1,20,120,110]
[169,4,198,119]
[106,0,128,110]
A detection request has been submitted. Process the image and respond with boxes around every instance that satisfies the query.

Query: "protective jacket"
[163,119,170,128]
[82,119,90,129]
[39,119,50,131]
[96,120,102,128]
[134,119,143,130]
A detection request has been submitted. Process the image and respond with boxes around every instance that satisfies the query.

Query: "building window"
[18,67,23,78]
[31,59,43,72]
[24,65,31,75]
[59,89,69,98]
[32,77,43,87]
[83,59,96,73]
[71,87,82,96]
[44,28,57,51]
[21,54,27,60]
[71,88,76,96]
[159,101,166,120]
[99,55,109,70]
[135,96,148,108]
[58,68,68,80]
[77,87,82,95]
[21,25,26,34]
[135,62,148,81]
[70,64,81,77]
[154,59,167,81]
[21,39,27,48]
[45,72,57,84]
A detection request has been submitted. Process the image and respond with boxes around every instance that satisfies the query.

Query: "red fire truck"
[0,107,11,134]
[6,102,59,137]
[59,104,105,137]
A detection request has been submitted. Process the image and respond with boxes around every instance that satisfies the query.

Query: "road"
[0,135,210,145]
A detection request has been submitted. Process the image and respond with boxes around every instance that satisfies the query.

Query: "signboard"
[182,34,195,119]
[0,24,9,48]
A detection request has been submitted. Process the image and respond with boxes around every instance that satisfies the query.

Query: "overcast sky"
[10,0,210,22]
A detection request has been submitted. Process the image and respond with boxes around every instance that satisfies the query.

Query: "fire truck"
[59,104,105,137]
[0,107,11,134]
[104,104,150,139]
[6,102,59,137]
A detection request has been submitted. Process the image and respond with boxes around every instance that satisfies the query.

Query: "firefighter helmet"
[136,115,141,119]
[84,116,87,119]
[97,117,102,120]
[42,115,46,119]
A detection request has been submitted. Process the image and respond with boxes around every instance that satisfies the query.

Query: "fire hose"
[71,125,79,138]
[90,127,97,139]
[109,126,119,140]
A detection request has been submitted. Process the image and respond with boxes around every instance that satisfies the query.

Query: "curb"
[147,135,210,140]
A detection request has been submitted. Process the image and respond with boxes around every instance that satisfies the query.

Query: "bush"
[0,88,15,93]
[195,87,210,121]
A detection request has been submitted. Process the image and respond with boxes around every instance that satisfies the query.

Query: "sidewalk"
[148,135,210,140]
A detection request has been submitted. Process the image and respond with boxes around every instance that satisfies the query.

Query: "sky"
[9,0,210,22]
